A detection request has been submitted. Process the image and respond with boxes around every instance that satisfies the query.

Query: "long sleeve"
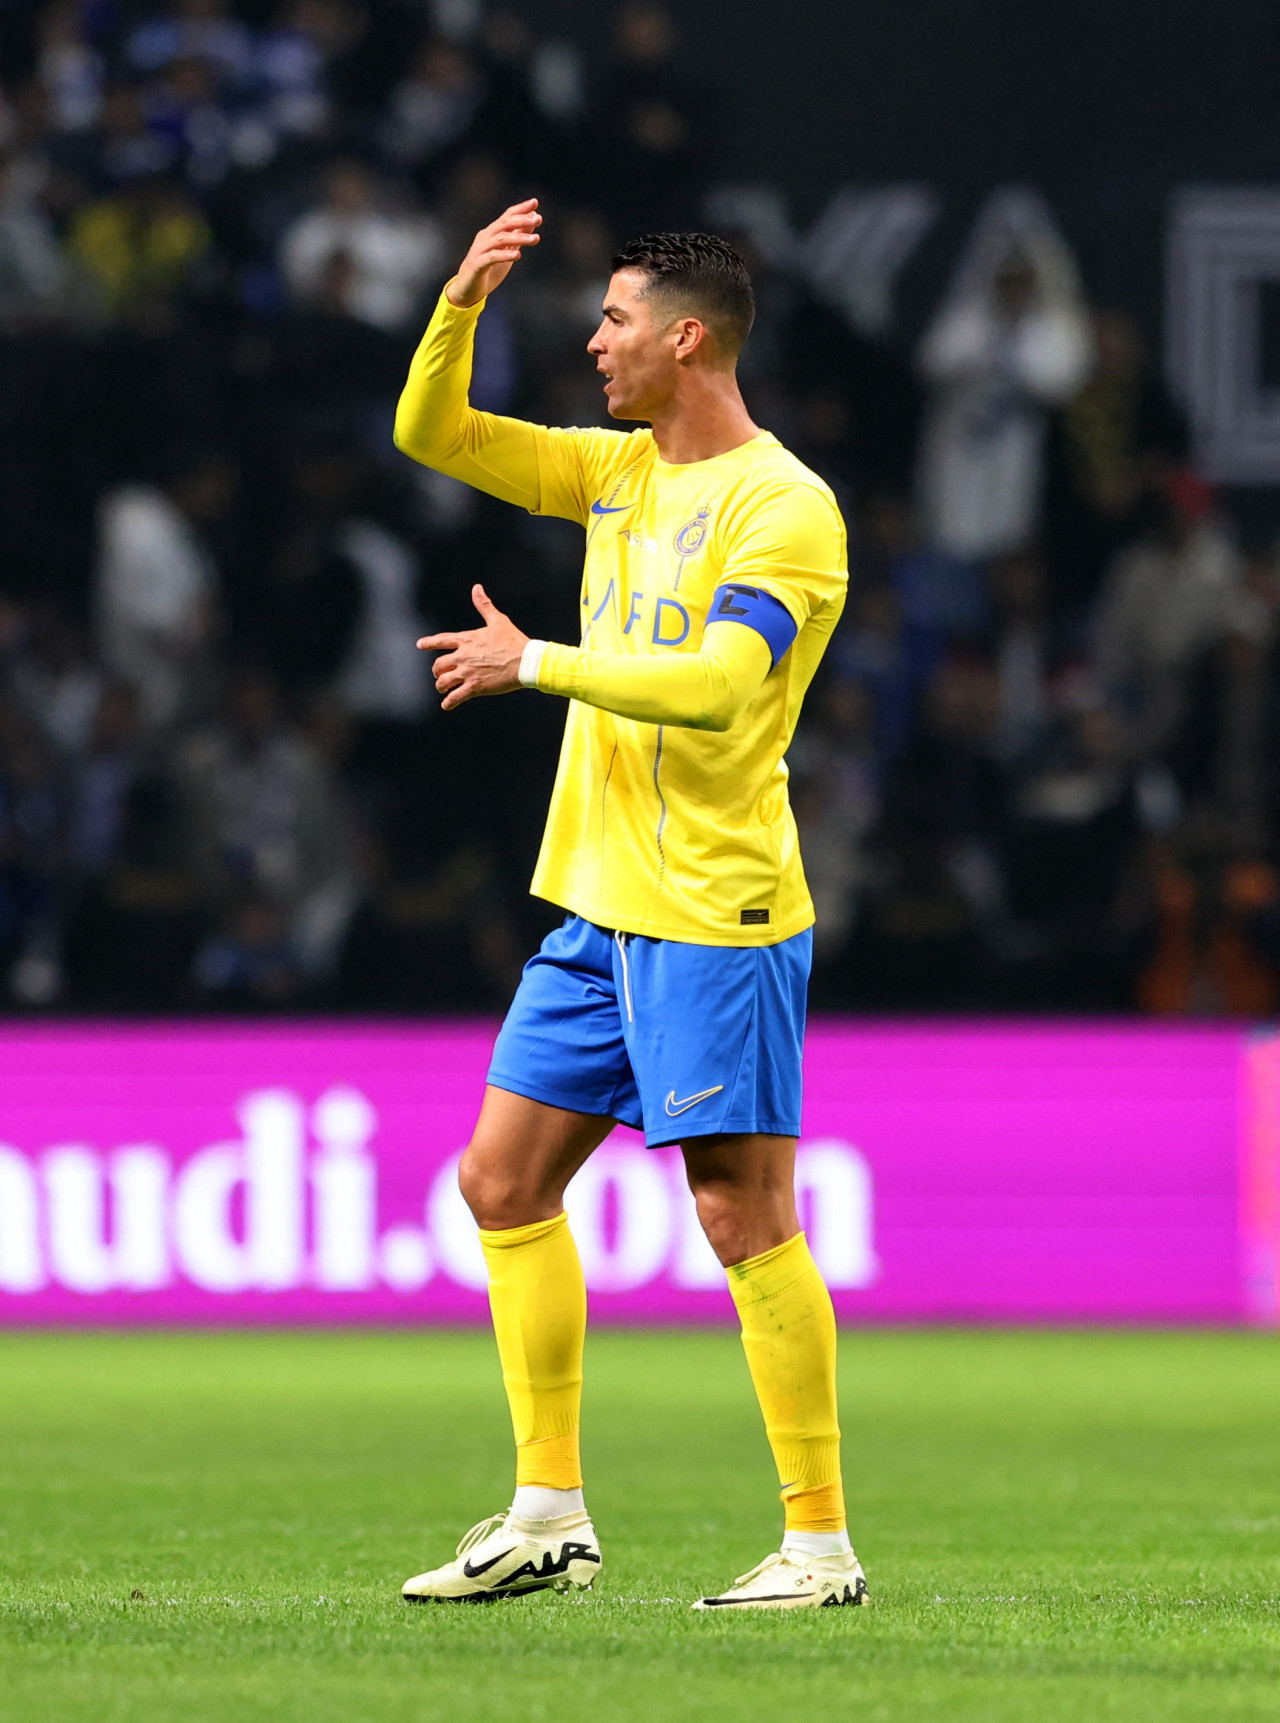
[394,288,630,522]
[393,287,543,510]
[530,622,774,732]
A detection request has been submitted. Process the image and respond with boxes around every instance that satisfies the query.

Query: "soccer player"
[394,199,866,1610]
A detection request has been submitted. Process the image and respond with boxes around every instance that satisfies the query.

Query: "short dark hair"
[611,231,755,356]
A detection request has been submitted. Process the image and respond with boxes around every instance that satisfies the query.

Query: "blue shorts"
[488,915,811,1148]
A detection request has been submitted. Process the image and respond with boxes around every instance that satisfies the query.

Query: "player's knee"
[457,1147,503,1226]
[692,1183,751,1267]
[458,1144,544,1230]
[692,1178,794,1267]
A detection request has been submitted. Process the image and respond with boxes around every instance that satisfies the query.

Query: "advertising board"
[0,1022,1273,1323]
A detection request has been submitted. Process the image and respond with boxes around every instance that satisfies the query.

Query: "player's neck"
[647,373,760,466]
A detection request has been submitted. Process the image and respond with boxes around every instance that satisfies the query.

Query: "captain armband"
[706,584,799,669]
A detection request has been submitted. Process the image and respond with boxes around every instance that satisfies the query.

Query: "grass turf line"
[0,1329,1278,1722]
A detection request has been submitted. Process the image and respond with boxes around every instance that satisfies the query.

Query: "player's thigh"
[460,1085,616,1229]
[681,1131,798,1197]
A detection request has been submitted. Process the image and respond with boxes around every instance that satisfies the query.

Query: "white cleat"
[402,1509,602,1603]
[692,1547,869,1611]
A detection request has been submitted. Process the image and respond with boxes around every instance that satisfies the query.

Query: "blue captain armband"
[707,583,798,669]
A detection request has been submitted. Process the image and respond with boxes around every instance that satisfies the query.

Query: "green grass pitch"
[1,1329,1279,1722]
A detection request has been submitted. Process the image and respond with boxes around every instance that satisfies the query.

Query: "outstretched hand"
[417,585,530,711]
[446,198,541,308]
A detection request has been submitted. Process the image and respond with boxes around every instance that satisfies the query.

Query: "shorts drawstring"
[614,930,634,1023]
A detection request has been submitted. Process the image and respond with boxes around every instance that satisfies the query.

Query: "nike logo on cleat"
[500,1543,600,1586]
[462,1548,516,1577]
[664,1085,725,1117]
[821,1578,870,1607]
[590,500,632,514]
[700,1593,812,1607]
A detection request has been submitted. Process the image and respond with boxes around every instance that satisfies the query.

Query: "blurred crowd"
[1,0,1279,1016]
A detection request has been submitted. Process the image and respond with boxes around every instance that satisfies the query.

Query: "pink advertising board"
[0,1021,1275,1325]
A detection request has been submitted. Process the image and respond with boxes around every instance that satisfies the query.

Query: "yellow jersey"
[395,290,848,946]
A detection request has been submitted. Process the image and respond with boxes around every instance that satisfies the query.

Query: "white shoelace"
[731,1550,798,1588]
[454,1512,509,1559]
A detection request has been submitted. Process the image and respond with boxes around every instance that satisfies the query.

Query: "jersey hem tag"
[740,908,769,925]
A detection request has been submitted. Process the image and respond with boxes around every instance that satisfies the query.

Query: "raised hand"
[417,584,530,710]
[446,199,542,309]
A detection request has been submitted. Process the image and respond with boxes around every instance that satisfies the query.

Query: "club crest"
[673,508,711,558]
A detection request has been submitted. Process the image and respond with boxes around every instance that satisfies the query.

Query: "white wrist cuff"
[519,639,548,688]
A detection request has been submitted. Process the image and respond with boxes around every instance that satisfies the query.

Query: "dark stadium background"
[2,0,1279,1017]
[2,12,1280,1715]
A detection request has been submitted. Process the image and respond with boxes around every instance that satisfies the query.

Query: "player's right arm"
[394,199,613,522]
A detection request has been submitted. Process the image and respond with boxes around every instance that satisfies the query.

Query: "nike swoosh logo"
[462,1548,516,1577]
[590,500,632,514]
[700,1593,815,1606]
[664,1085,725,1117]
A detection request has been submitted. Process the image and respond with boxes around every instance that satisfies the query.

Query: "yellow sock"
[478,1212,585,1490]
[726,1232,846,1534]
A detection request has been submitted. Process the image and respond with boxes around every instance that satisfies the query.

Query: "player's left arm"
[420,486,846,729]
[416,583,772,727]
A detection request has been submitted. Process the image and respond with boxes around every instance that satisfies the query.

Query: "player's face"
[587,270,683,421]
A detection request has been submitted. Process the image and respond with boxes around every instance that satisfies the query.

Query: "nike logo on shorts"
[664,1084,726,1117]
[590,499,632,514]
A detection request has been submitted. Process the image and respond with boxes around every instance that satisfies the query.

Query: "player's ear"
[674,317,709,361]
